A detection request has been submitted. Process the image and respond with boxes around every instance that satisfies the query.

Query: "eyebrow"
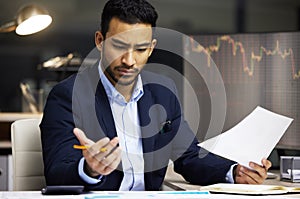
[111,38,151,48]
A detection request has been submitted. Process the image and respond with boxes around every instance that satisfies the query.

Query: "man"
[40,0,271,191]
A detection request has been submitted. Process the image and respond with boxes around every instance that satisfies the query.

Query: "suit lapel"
[138,89,156,153]
[75,63,117,141]
[95,79,118,140]
[138,84,159,190]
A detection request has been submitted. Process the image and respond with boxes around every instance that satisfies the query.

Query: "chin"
[116,77,136,86]
[116,80,135,86]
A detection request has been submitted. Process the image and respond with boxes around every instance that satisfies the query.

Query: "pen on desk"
[73,144,107,152]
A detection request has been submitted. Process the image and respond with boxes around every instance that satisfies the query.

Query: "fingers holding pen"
[73,128,121,176]
[87,137,110,156]
[73,128,119,158]
[86,137,121,175]
[93,137,120,161]
[97,142,121,175]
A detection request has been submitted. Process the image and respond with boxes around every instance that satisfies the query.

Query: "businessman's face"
[96,17,156,87]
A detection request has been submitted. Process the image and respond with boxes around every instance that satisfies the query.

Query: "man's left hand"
[234,158,272,184]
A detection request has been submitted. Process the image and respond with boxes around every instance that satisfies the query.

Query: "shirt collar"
[98,61,144,105]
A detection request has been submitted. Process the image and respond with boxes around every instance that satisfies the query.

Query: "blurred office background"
[0,0,299,111]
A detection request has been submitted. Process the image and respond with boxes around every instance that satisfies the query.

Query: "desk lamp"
[0,4,52,35]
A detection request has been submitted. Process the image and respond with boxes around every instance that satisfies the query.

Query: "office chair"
[11,118,46,191]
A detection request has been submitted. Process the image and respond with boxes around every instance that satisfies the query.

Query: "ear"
[148,39,157,57]
[95,31,104,51]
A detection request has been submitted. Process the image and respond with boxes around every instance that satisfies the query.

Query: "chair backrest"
[11,118,46,191]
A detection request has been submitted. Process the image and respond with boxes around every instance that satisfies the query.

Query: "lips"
[116,67,138,76]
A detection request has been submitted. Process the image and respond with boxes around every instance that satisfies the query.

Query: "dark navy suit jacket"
[40,63,235,191]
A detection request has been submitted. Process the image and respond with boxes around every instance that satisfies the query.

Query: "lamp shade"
[15,4,52,35]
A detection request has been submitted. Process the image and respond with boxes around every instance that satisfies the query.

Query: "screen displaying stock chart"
[184,32,300,149]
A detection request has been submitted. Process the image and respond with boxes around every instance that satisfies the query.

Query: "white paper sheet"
[198,106,293,167]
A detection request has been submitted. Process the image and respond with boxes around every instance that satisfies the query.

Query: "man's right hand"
[73,128,121,177]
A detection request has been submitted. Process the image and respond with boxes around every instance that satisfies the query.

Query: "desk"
[1,167,300,198]
[0,190,299,198]
[164,164,300,198]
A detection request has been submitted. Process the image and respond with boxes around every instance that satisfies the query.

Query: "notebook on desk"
[200,183,300,195]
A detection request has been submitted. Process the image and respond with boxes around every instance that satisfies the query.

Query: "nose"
[121,50,136,67]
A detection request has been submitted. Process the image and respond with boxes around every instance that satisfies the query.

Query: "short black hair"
[101,0,158,37]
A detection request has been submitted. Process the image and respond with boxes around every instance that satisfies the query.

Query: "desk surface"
[1,169,300,199]
[0,190,299,198]
[164,164,300,198]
